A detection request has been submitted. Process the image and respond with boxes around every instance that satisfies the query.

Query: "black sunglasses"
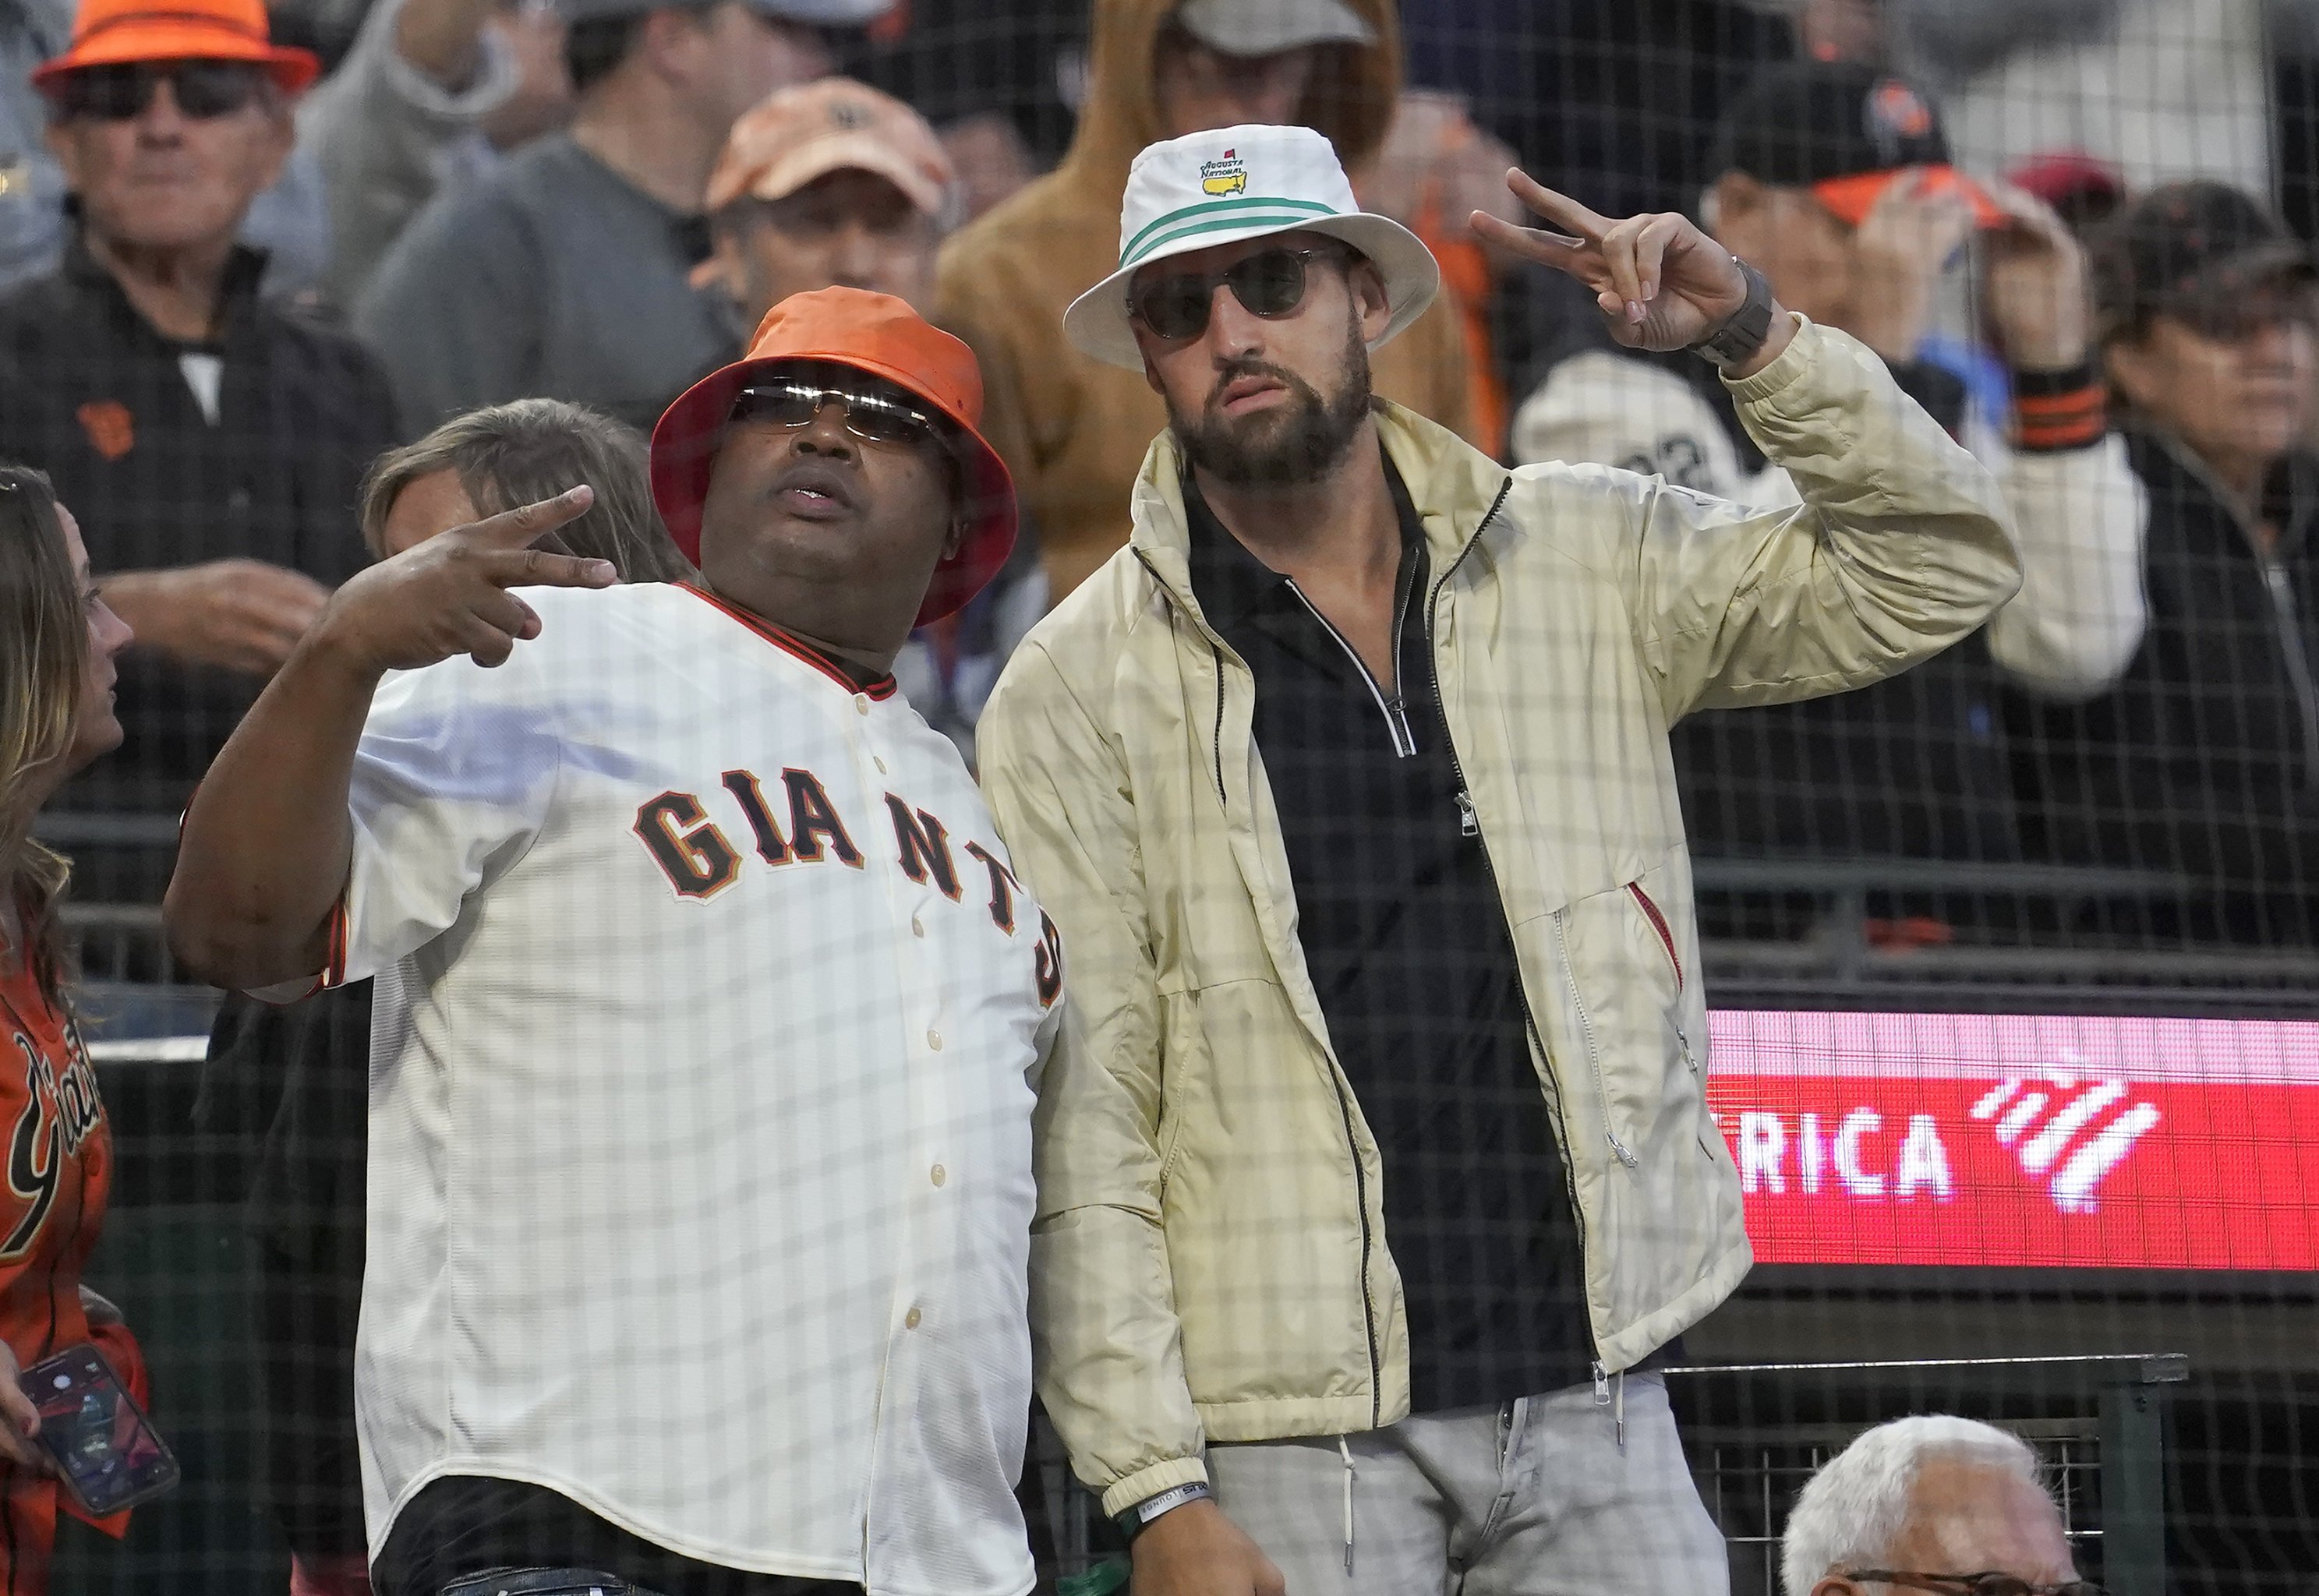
[1129,245,1351,343]
[1845,1570,2105,1596]
[51,60,267,122]
[729,381,942,450]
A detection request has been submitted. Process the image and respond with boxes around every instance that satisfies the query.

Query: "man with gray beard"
[977,123,2017,1594]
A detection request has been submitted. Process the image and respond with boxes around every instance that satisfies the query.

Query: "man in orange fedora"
[167,285,1057,1596]
[0,0,395,851]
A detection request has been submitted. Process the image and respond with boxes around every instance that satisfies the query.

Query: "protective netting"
[11,2,2319,1594]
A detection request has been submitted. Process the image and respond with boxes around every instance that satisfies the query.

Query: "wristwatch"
[1115,1480,1213,1543]
[1690,256,1776,371]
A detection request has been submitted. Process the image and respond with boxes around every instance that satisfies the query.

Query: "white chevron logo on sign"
[1968,1074,2162,1214]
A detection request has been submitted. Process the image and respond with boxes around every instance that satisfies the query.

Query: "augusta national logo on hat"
[1062,122,1443,369]
[1200,147,1249,196]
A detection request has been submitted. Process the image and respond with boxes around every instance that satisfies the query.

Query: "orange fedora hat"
[33,0,320,94]
[652,287,1017,629]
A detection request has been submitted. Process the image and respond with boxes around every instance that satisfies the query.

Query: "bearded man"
[974,122,2020,1596]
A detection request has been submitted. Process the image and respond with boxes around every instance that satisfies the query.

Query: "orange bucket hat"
[651,287,1017,629]
[33,0,320,94]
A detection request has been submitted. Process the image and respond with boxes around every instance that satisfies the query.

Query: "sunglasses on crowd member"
[1129,245,1353,343]
[50,60,268,122]
[1844,1570,2105,1596]
[728,380,945,451]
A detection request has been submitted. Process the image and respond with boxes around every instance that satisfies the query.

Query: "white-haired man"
[1783,1415,2097,1596]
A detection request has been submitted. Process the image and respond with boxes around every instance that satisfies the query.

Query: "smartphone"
[19,1344,179,1515]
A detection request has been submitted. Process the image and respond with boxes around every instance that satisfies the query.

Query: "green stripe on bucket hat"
[1064,122,1442,369]
[1120,196,1337,265]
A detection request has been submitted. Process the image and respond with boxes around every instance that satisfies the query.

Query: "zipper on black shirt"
[1425,479,1609,1327]
[1284,577,1419,757]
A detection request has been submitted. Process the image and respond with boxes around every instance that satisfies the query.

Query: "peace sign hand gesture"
[319,486,618,678]
[1473,169,1780,359]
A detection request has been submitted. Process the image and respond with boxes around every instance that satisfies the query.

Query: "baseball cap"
[1707,61,2003,230]
[1172,0,1375,55]
[556,0,892,27]
[651,287,1016,628]
[32,0,318,93]
[705,77,953,218]
[2091,180,2319,340]
[1065,122,1439,369]
[2006,150,2126,225]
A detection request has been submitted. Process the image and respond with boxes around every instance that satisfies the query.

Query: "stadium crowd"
[0,0,2308,1590]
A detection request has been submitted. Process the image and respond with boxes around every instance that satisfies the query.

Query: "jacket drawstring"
[1338,1435,1357,1575]
[1593,1363,1626,1453]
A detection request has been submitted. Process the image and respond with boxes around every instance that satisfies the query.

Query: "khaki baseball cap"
[1172,0,1374,55]
[705,76,954,217]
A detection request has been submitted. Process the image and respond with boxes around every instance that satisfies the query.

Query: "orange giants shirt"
[0,955,145,1594]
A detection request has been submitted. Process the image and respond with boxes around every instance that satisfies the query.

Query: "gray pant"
[1205,1374,1730,1596]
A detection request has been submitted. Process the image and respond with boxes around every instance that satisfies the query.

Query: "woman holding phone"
[0,464,144,1590]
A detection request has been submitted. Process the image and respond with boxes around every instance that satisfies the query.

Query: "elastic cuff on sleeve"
[1718,311,1815,403]
[2012,359,2108,453]
[1099,1454,1211,1520]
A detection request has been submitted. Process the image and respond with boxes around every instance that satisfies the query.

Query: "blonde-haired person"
[0,464,140,1592]
[200,397,680,1596]
[356,397,685,577]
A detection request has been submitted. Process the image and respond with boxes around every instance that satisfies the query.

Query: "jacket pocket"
[1626,881,1697,1075]
[1547,866,1701,1167]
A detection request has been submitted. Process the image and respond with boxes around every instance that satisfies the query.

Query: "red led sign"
[1706,1011,2319,1270]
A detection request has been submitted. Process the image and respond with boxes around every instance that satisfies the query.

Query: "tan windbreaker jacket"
[975,319,2021,1517]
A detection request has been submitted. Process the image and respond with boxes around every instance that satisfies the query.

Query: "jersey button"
[910,916,925,938]
[855,694,871,715]
[904,1305,922,1329]
[875,756,888,774]
[926,1026,943,1051]
[930,1163,946,1188]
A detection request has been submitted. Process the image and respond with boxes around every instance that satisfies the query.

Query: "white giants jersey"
[323,582,1062,1596]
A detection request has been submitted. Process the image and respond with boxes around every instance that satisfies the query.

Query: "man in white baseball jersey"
[165,286,1059,1596]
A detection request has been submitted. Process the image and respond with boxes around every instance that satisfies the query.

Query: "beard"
[1166,319,1374,490]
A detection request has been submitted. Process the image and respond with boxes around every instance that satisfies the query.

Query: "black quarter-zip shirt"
[1183,454,1594,1412]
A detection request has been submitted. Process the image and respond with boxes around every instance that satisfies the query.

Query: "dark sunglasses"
[1845,1570,2105,1596]
[1129,245,1349,343]
[51,60,267,122]
[729,381,942,450]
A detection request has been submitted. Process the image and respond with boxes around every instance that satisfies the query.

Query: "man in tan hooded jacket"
[935,0,1476,603]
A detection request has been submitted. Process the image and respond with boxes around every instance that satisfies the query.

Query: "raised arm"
[1471,169,1798,381]
[1975,182,2148,699]
[302,0,518,306]
[164,489,610,990]
[1481,168,2019,719]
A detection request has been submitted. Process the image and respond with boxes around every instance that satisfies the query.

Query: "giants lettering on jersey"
[632,768,1062,1007]
[2,1018,101,1260]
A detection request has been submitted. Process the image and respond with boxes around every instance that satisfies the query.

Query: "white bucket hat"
[1063,122,1441,369]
